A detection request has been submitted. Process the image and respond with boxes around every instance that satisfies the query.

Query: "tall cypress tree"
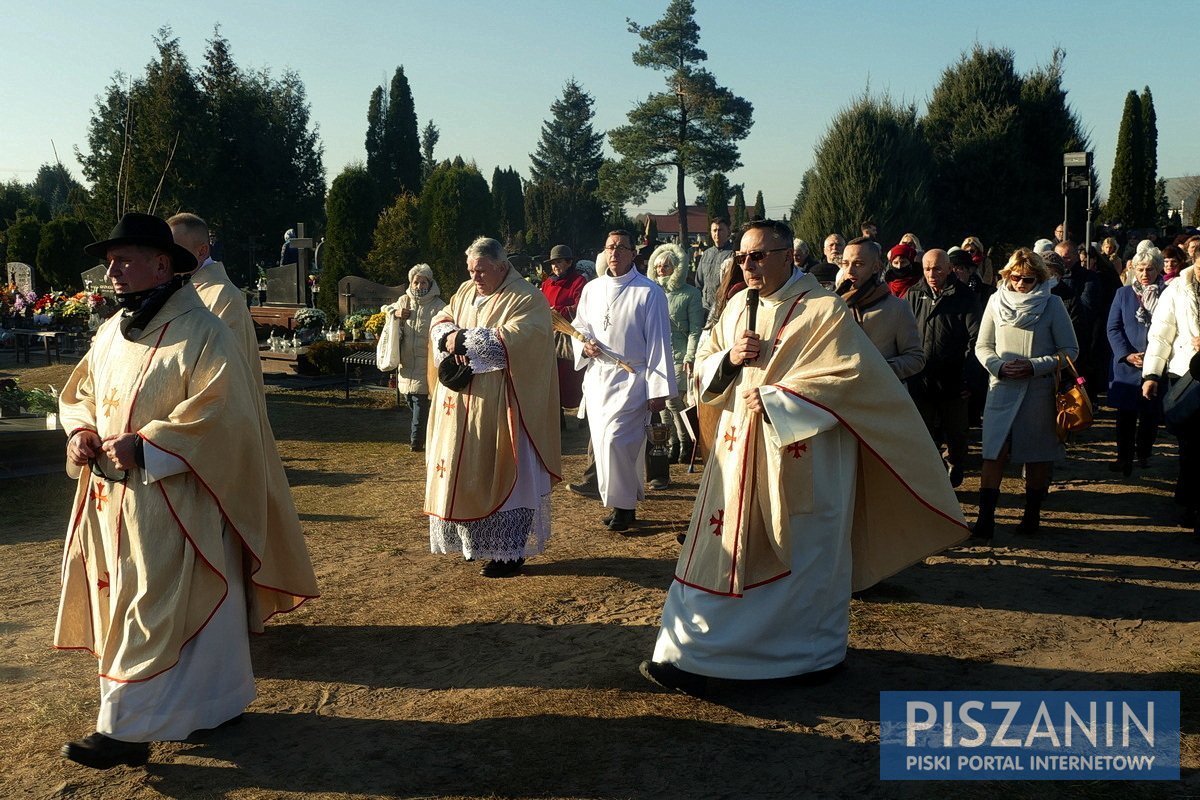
[318,165,380,316]
[706,173,730,223]
[1140,86,1158,227]
[753,190,766,220]
[732,186,747,230]
[364,87,386,189]
[1106,91,1144,227]
[383,67,421,198]
[491,166,525,246]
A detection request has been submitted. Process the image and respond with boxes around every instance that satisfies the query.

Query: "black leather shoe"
[568,482,600,500]
[411,441,424,453]
[62,732,149,769]
[480,558,524,578]
[648,477,670,490]
[947,463,964,488]
[639,660,708,696]
[608,508,636,532]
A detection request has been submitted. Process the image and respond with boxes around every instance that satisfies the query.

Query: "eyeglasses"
[603,244,630,252]
[733,247,790,266]
[89,458,128,483]
[1009,275,1037,286]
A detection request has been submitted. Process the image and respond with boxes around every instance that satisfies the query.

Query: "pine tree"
[796,94,934,252]
[365,86,386,189]
[524,182,603,254]
[706,173,730,224]
[530,80,605,192]
[790,169,815,232]
[1106,91,1144,227]
[753,191,765,220]
[732,186,747,230]
[1140,86,1158,227]
[363,67,422,204]
[603,0,753,243]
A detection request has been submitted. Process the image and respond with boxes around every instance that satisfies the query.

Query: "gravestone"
[264,222,313,306]
[80,264,116,298]
[6,263,33,294]
[338,276,406,317]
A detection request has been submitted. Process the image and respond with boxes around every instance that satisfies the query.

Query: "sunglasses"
[90,458,128,483]
[733,247,790,266]
[1010,275,1037,286]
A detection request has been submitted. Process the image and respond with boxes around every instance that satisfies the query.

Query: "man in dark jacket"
[907,249,982,487]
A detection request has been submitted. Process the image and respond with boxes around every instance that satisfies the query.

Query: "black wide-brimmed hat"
[84,212,197,273]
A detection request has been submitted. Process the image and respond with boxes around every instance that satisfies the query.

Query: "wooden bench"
[343,351,399,402]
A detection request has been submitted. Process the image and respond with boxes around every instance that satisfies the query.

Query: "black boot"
[608,508,637,532]
[1014,488,1047,536]
[969,488,999,543]
[62,733,150,769]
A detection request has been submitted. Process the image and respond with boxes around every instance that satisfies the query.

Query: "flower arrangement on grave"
[343,311,372,333]
[6,286,39,317]
[364,312,386,336]
[293,307,328,330]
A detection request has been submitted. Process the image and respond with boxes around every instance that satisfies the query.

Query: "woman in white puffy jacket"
[388,264,447,451]
[1141,251,1200,529]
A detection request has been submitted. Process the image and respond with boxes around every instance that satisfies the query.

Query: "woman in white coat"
[972,249,1078,542]
[389,264,446,451]
[1141,250,1200,530]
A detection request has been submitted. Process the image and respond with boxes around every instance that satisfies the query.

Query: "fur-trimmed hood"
[650,242,690,292]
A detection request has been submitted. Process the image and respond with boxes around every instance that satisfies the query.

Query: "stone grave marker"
[338,276,405,317]
[6,262,33,294]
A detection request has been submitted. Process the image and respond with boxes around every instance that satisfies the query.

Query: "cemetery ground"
[1,358,1198,800]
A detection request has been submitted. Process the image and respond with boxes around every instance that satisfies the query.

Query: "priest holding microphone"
[641,219,967,696]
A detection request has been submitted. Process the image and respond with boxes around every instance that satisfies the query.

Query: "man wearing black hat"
[54,213,318,769]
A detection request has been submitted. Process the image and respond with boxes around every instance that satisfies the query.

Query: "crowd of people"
[51,208,1198,769]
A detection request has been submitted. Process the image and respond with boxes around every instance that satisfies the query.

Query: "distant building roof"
[639,205,735,240]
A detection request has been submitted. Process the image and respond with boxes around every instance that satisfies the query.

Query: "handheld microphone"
[745,288,760,363]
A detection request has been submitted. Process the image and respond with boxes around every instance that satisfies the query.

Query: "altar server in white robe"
[640,219,967,696]
[573,230,676,532]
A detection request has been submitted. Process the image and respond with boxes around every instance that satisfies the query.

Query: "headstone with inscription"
[338,276,406,317]
[6,263,33,294]
[80,264,116,298]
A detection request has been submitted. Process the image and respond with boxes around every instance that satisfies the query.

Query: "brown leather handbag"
[1054,353,1093,441]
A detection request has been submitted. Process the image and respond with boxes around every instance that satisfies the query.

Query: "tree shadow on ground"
[527,555,674,590]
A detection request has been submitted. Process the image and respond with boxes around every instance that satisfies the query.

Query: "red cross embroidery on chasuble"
[709,509,725,536]
[723,426,737,451]
[97,571,110,593]
[786,441,808,459]
[435,459,447,478]
[442,397,455,415]
[90,481,108,511]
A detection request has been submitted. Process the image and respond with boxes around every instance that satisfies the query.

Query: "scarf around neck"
[1131,278,1163,326]
[840,275,890,322]
[118,276,185,340]
[995,282,1051,330]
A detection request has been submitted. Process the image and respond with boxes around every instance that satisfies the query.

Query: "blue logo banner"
[880,691,1180,780]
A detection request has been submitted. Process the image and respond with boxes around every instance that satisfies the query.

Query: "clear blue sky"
[3,0,1197,233]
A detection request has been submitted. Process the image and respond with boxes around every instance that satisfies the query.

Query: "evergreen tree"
[31,164,85,218]
[789,168,815,232]
[364,86,386,189]
[1192,192,1200,228]
[603,0,753,243]
[706,173,730,224]
[363,67,422,204]
[731,186,747,230]
[491,166,525,245]
[419,161,495,291]
[364,192,421,285]
[523,182,603,255]
[752,190,765,220]
[1140,86,1158,226]
[1154,177,1170,228]
[530,79,605,192]
[1106,90,1144,227]
[35,216,94,291]
[796,94,934,252]
[5,213,43,267]
[923,45,1025,247]
[420,120,440,182]
[318,166,380,316]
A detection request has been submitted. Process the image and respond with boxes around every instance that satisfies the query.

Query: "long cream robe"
[55,285,318,682]
[676,272,967,597]
[191,260,261,383]
[424,269,561,522]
